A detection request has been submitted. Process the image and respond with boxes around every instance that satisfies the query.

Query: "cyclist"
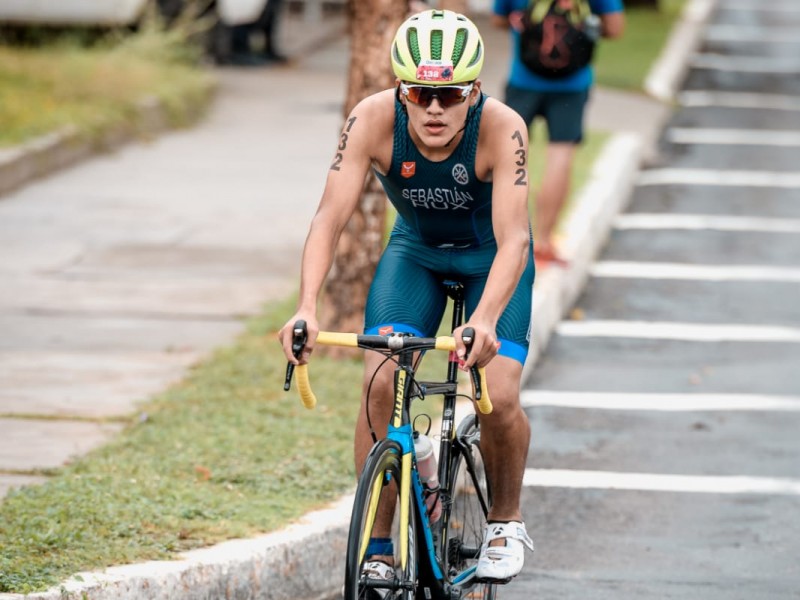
[279,9,535,584]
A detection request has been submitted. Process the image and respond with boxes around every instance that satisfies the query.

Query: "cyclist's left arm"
[458,98,531,369]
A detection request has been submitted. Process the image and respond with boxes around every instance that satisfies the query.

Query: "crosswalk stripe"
[718,1,800,12]
[523,469,800,495]
[638,168,800,188]
[667,127,800,146]
[614,213,800,233]
[690,53,800,74]
[556,320,800,342]
[705,24,800,43]
[521,390,800,412]
[677,90,800,111]
[590,261,800,282]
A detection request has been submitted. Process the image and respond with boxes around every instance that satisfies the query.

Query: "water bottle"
[413,432,442,522]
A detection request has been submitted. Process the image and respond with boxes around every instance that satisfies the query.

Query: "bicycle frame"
[285,282,493,599]
[368,284,489,597]
[381,345,447,582]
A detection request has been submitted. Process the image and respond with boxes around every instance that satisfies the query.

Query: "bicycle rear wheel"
[344,438,418,600]
[442,414,497,599]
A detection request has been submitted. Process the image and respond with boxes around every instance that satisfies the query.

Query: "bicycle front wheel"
[344,438,418,600]
[442,413,497,600]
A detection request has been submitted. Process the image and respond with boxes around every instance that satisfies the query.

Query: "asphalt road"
[513,1,800,598]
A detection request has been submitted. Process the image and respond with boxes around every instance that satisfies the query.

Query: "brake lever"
[460,327,483,401]
[283,319,308,391]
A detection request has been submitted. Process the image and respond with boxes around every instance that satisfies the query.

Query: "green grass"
[594,0,686,90]
[0,15,215,147]
[0,298,364,593]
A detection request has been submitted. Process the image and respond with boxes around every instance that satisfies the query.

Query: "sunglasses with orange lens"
[400,82,474,109]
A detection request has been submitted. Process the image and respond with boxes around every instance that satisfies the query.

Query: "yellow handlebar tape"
[434,336,457,351]
[317,331,359,347]
[295,364,317,410]
[475,367,492,414]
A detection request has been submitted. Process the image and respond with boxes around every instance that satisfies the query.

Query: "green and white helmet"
[391,9,484,85]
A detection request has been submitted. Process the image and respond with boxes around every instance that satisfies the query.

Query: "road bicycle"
[284,282,498,600]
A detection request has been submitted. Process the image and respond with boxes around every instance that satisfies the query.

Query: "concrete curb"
[0,13,346,200]
[0,496,354,600]
[0,93,213,199]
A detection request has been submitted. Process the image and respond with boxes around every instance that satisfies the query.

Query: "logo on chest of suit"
[401,162,416,179]
[452,163,469,185]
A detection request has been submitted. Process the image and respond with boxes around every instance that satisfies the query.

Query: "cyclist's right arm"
[278,90,394,365]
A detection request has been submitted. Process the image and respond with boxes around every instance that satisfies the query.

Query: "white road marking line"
[520,390,800,412]
[556,320,800,343]
[705,24,800,43]
[637,168,800,188]
[613,213,800,233]
[690,53,800,74]
[523,469,800,495]
[718,1,800,12]
[677,90,800,111]
[667,127,800,146]
[590,261,800,282]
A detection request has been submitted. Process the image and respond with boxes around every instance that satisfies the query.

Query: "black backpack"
[519,0,599,79]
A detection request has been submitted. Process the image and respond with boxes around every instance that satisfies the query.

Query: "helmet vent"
[392,42,405,68]
[431,30,443,60]
[467,42,482,68]
[408,28,421,65]
[452,28,467,66]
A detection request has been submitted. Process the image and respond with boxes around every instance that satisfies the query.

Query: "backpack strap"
[574,0,592,23]
[530,0,593,26]
[530,0,553,24]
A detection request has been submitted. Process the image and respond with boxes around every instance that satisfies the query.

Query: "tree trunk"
[319,0,408,335]
[440,0,468,14]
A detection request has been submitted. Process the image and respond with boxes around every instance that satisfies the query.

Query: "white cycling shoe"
[362,560,396,599]
[475,521,535,582]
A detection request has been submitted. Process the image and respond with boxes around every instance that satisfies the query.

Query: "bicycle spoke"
[441,415,497,600]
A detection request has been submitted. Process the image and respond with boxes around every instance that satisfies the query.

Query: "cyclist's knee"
[482,358,524,418]
[362,353,395,402]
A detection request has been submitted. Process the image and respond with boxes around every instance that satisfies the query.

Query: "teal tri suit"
[365,93,535,365]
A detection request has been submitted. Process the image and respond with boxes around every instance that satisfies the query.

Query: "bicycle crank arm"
[362,577,415,592]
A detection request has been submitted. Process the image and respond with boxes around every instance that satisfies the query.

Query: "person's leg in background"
[258,0,287,63]
[534,142,575,265]
[535,89,590,267]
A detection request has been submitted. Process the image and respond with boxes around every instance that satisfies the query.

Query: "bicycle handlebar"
[284,324,492,415]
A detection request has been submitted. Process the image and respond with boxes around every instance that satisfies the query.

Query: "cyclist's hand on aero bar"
[278,314,319,365]
[455,322,499,370]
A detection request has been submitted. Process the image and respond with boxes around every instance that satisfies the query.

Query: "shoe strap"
[484,521,534,551]
[363,560,395,581]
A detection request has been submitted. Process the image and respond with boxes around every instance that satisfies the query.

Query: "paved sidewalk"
[0,1,707,597]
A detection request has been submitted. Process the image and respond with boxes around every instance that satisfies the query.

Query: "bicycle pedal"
[473,575,512,585]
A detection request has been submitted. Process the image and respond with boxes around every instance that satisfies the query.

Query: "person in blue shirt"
[493,0,624,266]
